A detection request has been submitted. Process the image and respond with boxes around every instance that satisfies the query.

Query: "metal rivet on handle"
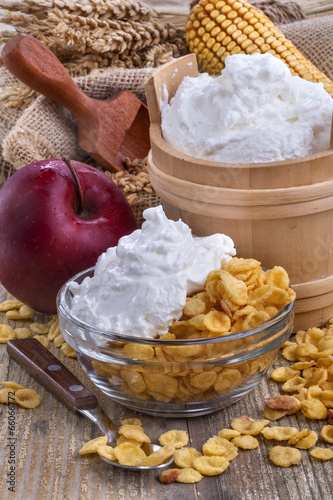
[47,364,61,371]
[69,385,84,392]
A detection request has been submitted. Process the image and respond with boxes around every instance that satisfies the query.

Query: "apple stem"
[62,156,84,215]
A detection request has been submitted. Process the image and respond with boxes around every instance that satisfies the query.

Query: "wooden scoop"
[2,33,151,172]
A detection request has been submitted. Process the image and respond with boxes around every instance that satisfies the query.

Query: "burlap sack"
[282,15,333,84]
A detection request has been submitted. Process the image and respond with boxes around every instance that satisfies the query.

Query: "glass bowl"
[57,268,295,418]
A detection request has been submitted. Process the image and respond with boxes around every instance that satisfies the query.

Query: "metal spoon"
[6,338,174,470]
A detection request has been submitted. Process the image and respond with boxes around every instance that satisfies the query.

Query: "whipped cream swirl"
[69,205,235,338]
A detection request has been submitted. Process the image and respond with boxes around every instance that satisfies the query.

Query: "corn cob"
[185,0,333,98]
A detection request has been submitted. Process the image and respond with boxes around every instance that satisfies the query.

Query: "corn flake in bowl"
[57,258,295,417]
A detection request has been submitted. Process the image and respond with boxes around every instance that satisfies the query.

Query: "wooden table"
[0,285,332,500]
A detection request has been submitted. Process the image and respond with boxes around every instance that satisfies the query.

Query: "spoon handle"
[2,33,92,120]
[7,338,98,412]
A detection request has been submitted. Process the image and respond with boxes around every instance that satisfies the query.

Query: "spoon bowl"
[99,444,174,470]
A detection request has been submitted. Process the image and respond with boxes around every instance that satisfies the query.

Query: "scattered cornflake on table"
[0,381,41,408]
[310,448,333,461]
[268,446,302,468]
[321,425,333,444]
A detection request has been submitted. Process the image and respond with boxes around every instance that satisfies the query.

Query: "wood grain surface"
[0,284,332,500]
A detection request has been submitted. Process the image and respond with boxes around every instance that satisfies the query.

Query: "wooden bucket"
[145,54,333,332]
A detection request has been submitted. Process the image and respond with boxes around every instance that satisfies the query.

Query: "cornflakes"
[310,448,333,460]
[218,429,241,440]
[263,407,288,421]
[203,436,238,461]
[0,388,13,404]
[184,297,207,317]
[270,367,300,382]
[202,437,227,456]
[291,361,316,370]
[122,343,154,360]
[143,373,178,399]
[30,323,50,335]
[306,386,323,399]
[6,305,34,320]
[223,257,261,276]
[214,369,242,394]
[114,442,146,466]
[281,376,307,393]
[231,435,259,450]
[47,321,60,341]
[97,445,116,461]
[295,343,318,359]
[264,395,301,413]
[138,445,174,467]
[119,425,151,443]
[321,425,333,444]
[121,418,142,427]
[79,435,108,455]
[193,455,229,476]
[174,447,202,468]
[116,435,142,447]
[60,342,76,358]
[159,469,180,484]
[301,399,328,420]
[281,344,298,362]
[158,430,189,449]
[306,368,328,388]
[120,370,146,394]
[0,299,24,311]
[203,310,231,334]
[265,266,290,290]
[190,371,217,391]
[14,328,31,339]
[206,269,248,308]
[33,335,49,348]
[294,430,318,449]
[287,428,309,446]
[14,388,41,409]
[268,446,302,467]
[261,426,298,441]
[176,468,203,483]
[241,311,270,330]
[0,324,15,343]
[230,416,269,435]
[2,381,24,390]
[53,333,65,348]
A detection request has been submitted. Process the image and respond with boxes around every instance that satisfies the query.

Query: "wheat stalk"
[0,0,155,20]
[52,12,175,54]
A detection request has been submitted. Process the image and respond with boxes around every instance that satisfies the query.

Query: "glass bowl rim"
[57,266,295,346]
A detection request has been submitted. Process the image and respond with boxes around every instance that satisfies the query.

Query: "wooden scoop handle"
[7,338,98,412]
[2,33,92,120]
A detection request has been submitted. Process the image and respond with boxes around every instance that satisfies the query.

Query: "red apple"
[0,158,137,313]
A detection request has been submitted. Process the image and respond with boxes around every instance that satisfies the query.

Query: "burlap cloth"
[0,1,333,224]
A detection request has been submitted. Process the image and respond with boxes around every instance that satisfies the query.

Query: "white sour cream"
[161,53,333,163]
[69,205,236,338]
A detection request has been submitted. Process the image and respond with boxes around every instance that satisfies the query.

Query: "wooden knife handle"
[2,33,92,119]
[7,338,98,412]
